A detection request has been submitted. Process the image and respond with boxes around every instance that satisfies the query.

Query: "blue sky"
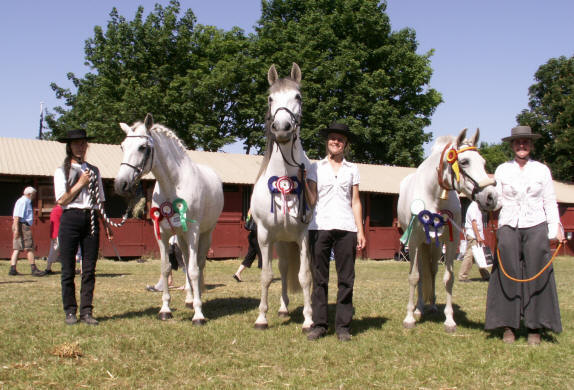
[1,1,573,157]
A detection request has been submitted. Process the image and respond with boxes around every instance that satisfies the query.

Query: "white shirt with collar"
[494,159,560,238]
[54,163,105,210]
[308,157,360,232]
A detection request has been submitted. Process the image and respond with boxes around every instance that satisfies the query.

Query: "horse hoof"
[192,319,207,326]
[302,327,312,334]
[403,321,416,329]
[254,323,268,330]
[185,302,194,309]
[278,311,289,318]
[413,312,422,321]
[158,312,173,321]
[445,324,457,333]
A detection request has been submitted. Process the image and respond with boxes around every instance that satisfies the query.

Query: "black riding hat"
[319,122,355,142]
[57,129,95,143]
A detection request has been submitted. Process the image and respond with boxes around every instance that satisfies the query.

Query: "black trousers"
[241,228,262,268]
[59,209,100,316]
[309,229,357,333]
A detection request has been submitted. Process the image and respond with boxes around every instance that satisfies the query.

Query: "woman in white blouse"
[306,123,366,342]
[485,126,564,345]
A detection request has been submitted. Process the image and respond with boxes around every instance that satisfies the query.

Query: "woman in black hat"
[485,125,565,345]
[54,129,110,325]
[306,122,366,342]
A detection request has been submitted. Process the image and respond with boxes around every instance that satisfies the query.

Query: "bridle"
[267,103,309,223]
[437,142,495,201]
[120,135,155,182]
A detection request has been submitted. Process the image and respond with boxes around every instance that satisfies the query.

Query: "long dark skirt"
[485,223,562,332]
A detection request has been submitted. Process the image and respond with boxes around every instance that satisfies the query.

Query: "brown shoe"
[503,327,515,344]
[528,330,541,346]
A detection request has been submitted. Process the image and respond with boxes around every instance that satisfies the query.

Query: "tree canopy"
[46,0,442,166]
[516,55,574,182]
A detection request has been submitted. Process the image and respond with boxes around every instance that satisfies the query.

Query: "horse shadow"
[204,297,260,320]
[0,280,38,285]
[99,306,160,322]
[417,303,484,330]
[278,303,388,335]
[97,273,132,278]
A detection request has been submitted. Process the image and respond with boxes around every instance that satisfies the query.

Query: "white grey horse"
[250,63,314,331]
[397,129,497,332]
[114,114,223,324]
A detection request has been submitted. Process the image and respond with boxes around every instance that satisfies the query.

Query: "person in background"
[306,122,366,342]
[9,186,45,276]
[233,210,262,282]
[458,200,490,282]
[485,125,565,345]
[54,129,111,326]
[44,204,63,275]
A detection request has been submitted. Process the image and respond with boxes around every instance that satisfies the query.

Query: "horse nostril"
[122,182,129,192]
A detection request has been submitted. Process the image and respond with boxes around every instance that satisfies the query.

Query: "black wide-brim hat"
[57,129,95,143]
[501,125,541,142]
[319,122,355,142]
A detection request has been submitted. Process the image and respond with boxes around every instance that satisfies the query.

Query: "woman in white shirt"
[54,129,110,326]
[485,126,564,345]
[306,123,366,342]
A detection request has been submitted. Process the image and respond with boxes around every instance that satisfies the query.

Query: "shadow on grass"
[0,279,38,285]
[417,303,485,330]
[485,326,559,344]
[98,273,132,278]
[205,297,261,320]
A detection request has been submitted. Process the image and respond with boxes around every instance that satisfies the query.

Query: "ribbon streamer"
[418,210,445,247]
[267,176,301,215]
[159,201,176,232]
[439,209,454,242]
[173,198,195,232]
[150,207,162,240]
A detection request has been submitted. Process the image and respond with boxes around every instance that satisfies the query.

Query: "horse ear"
[144,113,154,132]
[119,123,131,134]
[456,128,468,147]
[470,128,480,146]
[268,64,278,86]
[291,63,302,83]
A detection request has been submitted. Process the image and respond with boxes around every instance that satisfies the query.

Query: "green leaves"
[47,0,441,166]
[517,55,574,182]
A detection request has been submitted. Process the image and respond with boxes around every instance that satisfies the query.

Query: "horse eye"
[138,145,147,152]
[268,96,273,105]
[295,94,301,101]
[459,159,469,167]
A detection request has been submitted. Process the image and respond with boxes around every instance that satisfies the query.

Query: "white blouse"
[494,159,560,239]
[308,157,360,232]
[54,163,105,210]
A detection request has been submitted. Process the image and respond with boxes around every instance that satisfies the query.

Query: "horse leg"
[276,243,290,318]
[299,235,313,332]
[443,243,457,333]
[422,245,440,314]
[178,241,193,307]
[255,239,273,330]
[403,245,419,329]
[158,238,173,320]
[186,228,207,325]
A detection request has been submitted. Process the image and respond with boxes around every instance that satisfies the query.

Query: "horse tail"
[420,245,436,305]
[277,242,302,293]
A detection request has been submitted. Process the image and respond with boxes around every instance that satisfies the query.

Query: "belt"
[64,208,92,213]
[19,221,31,226]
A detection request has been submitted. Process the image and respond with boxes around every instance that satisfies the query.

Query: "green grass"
[1,256,573,389]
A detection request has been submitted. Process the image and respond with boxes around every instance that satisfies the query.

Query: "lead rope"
[86,166,129,236]
[496,242,563,283]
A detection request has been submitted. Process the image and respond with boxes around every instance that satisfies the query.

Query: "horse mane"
[148,123,189,156]
[255,78,301,182]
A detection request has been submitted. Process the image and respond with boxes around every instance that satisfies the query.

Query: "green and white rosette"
[400,199,425,245]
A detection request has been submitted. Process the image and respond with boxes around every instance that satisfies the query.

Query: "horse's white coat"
[114,114,223,323]
[250,63,314,331]
[397,129,497,332]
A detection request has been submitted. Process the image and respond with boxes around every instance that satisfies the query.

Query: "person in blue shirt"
[9,186,45,276]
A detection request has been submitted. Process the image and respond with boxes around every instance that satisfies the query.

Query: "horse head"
[114,113,156,196]
[266,63,302,144]
[440,128,497,211]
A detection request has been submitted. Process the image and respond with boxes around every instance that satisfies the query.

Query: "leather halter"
[436,142,483,197]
